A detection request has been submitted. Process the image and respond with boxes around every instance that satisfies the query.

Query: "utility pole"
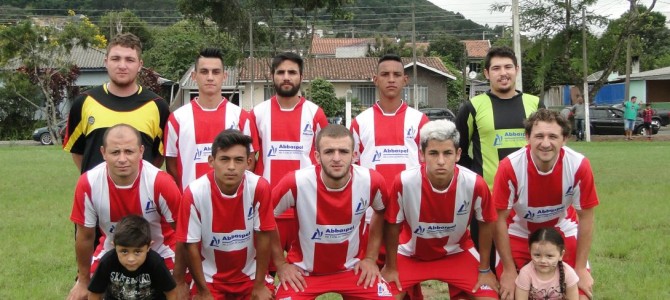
[624,0,637,102]
[249,15,254,110]
[512,0,523,91]
[412,1,418,110]
[582,7,591,142]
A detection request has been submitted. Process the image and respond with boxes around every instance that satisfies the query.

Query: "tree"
[428,34,465,67]
[98,9,153,50]
[143,20,241,82]
[307,78,342,117]
[0,72,40,140]
[0,12,106,144]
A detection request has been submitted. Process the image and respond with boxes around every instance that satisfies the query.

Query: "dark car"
[32,120,66,145]
[419,108,456,121]
[562,106,659,136]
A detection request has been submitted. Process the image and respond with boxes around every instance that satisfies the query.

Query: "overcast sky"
[427,0,670,30]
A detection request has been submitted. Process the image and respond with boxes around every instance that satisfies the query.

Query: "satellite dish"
[468,71,477,79]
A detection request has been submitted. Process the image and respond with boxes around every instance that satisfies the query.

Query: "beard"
[321,164,351,182]
[274,82,301,97]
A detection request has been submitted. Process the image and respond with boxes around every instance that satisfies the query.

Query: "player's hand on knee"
[354,257,380,288]
[381,265,402,292]
[473,271,499,294]
[251,282,275,300]
[576,268,593,299]
[277,263,306,292]
[66,280,89,300]
[499,269,517,300]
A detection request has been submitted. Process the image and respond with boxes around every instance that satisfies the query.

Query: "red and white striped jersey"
[350,101,428,222]
[164,98,258,190]
[176,170,276,284]
[493,146,599,239]
[70,161,180,261]
[273,165,387,275]
[251,96,328,218]
[386,165,496,261]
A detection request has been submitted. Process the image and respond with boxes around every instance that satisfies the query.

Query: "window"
[263,85,274,100]
[351,84,377,106]
[402,85,428,106]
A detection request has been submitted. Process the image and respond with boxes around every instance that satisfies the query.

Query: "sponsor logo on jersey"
[302,123,313,136]
[229,121,238,130]
[413,225,426,235]
[457,200,470,215]
[493,134,503,147]
[524,205,566,220]
[193,144,213,161]
[479,284,494,291]
[372,150,383,162]
[247,206,254,220]
[87,116,95,125]
[565,186,575,197]
[311,228,324,240]
[355,197,368,215]
[311,225,356,240]
[377,281,393,297]
[145,200,157,214]
[209,231,252,247]
[268,145,278,157]
[109,224,116,233]
[406,126,417,139]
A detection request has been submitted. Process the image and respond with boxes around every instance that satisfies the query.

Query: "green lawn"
[0,141,669,299]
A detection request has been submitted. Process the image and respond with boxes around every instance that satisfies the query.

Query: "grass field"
[1,140,669,299]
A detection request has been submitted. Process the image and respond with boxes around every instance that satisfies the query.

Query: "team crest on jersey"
[355,198,368,215]
[87,116,95,125]
[413,225,426,235]
[302,123,313,136]
[247,206,254,220]
[145,200,157,214]
[457,200,470,215]
[311,228,324,240]
[406,126,417,139]
[377,281,393,297]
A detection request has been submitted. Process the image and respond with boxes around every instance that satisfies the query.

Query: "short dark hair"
[524,108,571,138]
[195,48,225,70]
[377,54,403,72]
[484,46,517,71]
[271,52,303,75]
[315,124,354,152]
[113,214,151,247]
[211,129,252,158]
[107,33,142,58]
[102,124,142,148]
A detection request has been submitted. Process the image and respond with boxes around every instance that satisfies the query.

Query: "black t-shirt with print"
[88,249,176,300]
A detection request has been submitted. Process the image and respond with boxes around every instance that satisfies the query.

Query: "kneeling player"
[382,120,500,300]
[176,129,275,299]
[273,125,394,299]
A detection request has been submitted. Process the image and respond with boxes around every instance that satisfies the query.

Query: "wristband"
[478,267,491,274]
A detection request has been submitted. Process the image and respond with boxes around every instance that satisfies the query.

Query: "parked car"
[561,106,659,136]
[32,120,67,145]
[419,108,456,121]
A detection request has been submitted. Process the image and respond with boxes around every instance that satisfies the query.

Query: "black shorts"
[644,122,652,130]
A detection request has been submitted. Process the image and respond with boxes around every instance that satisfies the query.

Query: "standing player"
[350,53,428,298]
[64,32,169,173]
[455,46,544,277]
[273,125,394,299]
[164,48,258,191]
[176,130,275,299]
[67,124,181,300]
[250,52,328,257]
[382,120,499,300]
[493,109,598,300]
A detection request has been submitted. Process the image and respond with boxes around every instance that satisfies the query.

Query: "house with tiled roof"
[310,35,374,58]
[462,40,491,74]
[175,56,456,111]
